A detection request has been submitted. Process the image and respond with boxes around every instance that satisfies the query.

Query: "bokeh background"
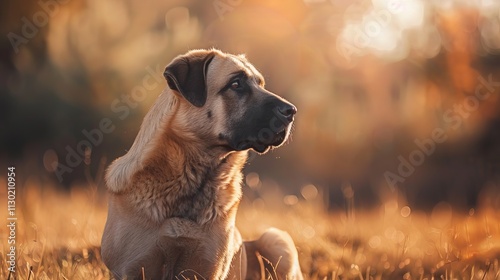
[2,0,500,212]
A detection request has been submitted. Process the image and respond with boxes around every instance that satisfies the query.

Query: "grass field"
[1,179,499,280]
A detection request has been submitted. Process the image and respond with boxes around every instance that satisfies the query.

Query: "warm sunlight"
[2,0,500,279]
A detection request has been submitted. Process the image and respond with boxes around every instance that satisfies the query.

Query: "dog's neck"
[127,135,247,224]
[106,89,178,193]
[105,91,248,224]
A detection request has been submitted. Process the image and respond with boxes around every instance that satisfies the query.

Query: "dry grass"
[1,179,499,280]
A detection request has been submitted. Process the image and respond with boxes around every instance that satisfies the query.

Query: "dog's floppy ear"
[163,52,215,107]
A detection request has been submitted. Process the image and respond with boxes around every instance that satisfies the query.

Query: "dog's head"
[164,49,296,154]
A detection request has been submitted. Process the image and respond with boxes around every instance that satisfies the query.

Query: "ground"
[0,182,499,280]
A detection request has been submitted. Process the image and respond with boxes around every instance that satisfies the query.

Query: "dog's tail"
[248,228,303,280]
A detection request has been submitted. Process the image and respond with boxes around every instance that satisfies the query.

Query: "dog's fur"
[101,49,302,279]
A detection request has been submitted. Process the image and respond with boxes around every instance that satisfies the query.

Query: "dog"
[101,49,303,280]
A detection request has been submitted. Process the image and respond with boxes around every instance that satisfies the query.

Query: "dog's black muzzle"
[230,95,297,153]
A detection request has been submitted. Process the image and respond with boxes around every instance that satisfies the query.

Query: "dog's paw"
[255,228,304,280]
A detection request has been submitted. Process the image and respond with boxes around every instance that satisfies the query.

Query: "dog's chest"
[128,163,241,224]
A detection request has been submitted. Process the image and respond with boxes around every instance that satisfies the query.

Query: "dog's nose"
[277,103,297,121]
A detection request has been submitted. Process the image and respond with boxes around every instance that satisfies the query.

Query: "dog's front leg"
[158,218,216,279]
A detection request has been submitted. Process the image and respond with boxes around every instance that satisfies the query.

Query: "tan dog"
[101,49,303,280]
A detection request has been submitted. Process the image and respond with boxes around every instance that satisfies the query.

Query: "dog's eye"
[230,80,241,90]
[226,77,247,94]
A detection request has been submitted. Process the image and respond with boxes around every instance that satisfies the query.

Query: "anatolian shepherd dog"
[101,49,302,280]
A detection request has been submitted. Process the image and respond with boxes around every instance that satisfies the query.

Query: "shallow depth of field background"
[1,0,500,279]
